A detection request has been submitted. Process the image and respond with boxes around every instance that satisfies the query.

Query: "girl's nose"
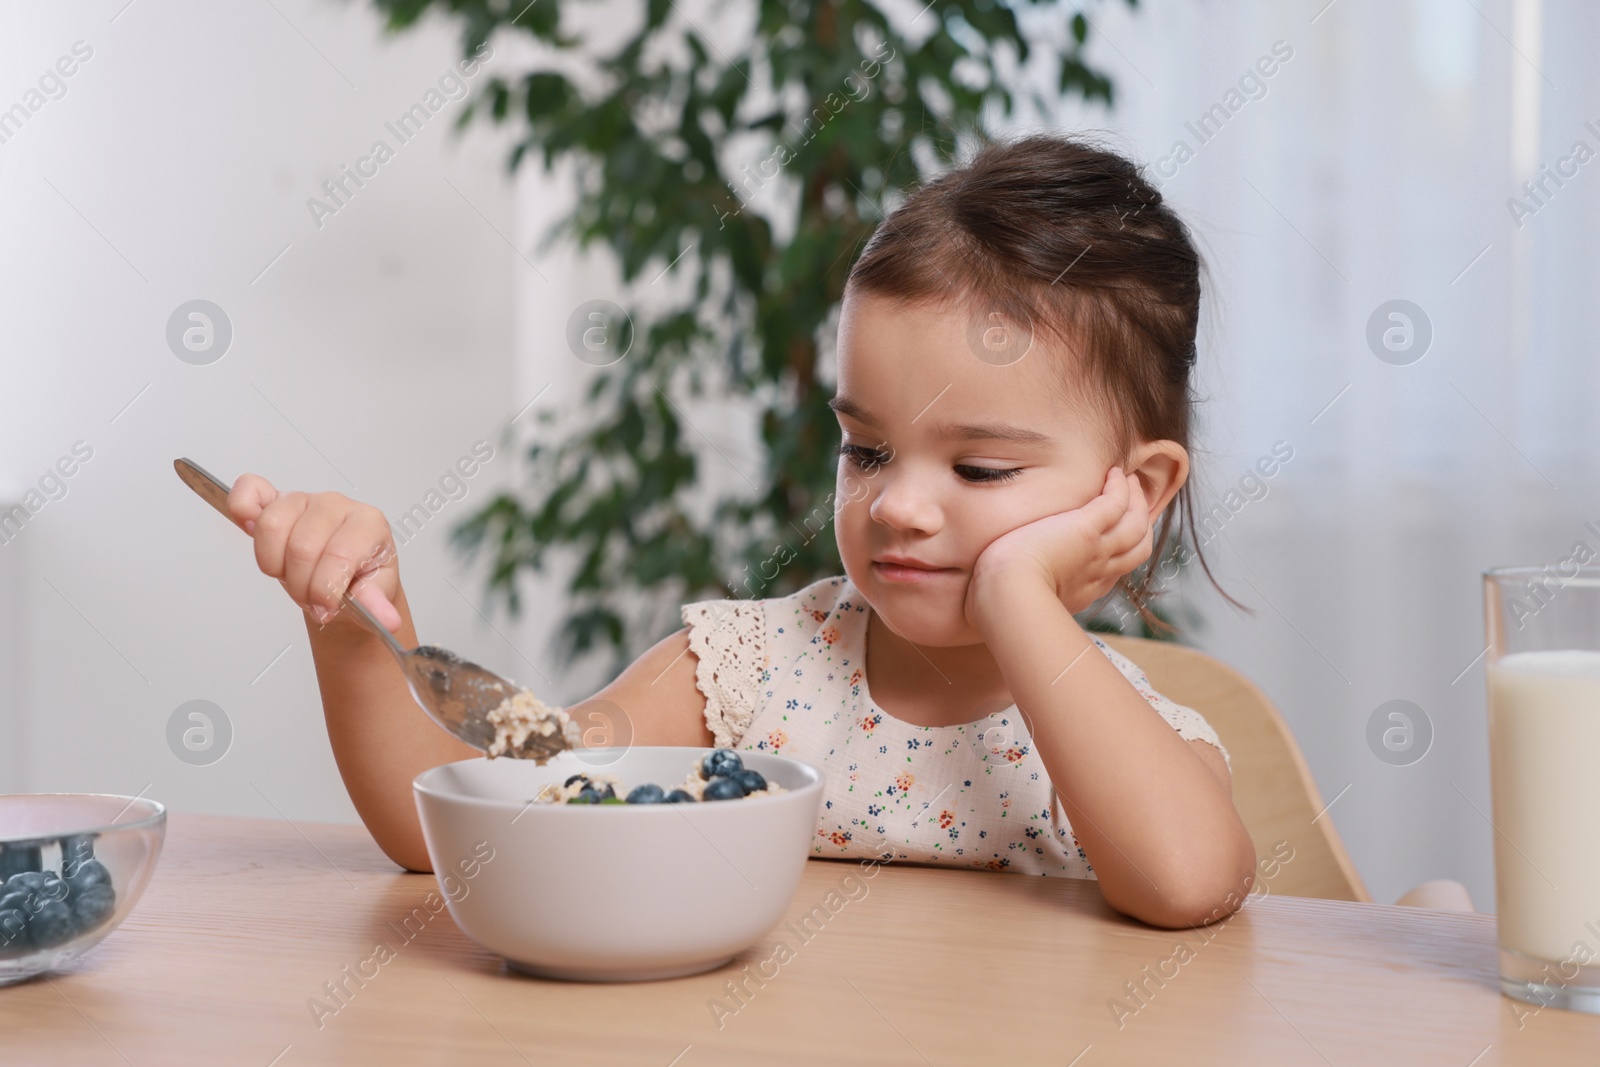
[868,472,942,535]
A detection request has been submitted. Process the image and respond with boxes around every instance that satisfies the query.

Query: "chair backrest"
[1101,635,1370,903]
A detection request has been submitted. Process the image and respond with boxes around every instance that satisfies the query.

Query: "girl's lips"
[872,560,960,583]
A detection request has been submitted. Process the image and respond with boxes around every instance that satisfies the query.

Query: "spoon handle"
[173,458,410,659]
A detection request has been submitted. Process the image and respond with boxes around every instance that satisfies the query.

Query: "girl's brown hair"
[844,132,1234,631]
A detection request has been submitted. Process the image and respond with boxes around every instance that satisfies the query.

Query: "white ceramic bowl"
[413,747,824,981]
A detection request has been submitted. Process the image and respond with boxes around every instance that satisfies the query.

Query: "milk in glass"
[1487,650,1600,966]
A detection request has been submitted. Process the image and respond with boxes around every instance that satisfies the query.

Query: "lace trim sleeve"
[1089,636,1231,770]
[680,598,767,749]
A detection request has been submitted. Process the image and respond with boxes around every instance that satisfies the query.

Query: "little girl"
[227,134,1255,930]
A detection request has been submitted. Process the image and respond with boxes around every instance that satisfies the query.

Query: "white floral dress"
[681,575,1228,878]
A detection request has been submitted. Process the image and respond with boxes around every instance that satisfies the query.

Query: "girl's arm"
[229,475,711,873]
[965,471,1257,929]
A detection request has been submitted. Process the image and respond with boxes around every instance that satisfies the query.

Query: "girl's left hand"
[964,467,1154,627]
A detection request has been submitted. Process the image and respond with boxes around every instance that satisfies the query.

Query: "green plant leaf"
[364,0,1140,669]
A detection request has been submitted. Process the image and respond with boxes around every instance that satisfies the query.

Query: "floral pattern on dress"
[681,575,1228,878]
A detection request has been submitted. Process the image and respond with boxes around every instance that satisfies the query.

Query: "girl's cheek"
[952,496,1010,547]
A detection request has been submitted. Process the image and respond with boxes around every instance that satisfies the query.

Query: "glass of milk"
[1484,566,1600,1015]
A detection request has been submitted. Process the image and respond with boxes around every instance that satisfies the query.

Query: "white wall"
[0,0,577,823]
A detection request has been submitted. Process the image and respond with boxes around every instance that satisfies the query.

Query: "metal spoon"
[173,458,571,762]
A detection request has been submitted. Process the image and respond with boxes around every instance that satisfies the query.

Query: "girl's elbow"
[1153,870,1255,929]
[1115,845,1259,929]
[395,852,435,875]
[1164,844,1259,928]
[374,829,435,874]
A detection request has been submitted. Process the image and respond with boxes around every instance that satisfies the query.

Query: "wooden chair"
[1101,635,1474,911]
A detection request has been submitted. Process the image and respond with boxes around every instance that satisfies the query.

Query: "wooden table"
[3,814,1596,1065]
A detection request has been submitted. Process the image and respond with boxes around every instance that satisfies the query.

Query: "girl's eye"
[954,465,1022,484]
[838,443,1021,484]
[837,443,888,470]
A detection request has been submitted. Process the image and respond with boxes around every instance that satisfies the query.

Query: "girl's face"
[831,289,1122,647]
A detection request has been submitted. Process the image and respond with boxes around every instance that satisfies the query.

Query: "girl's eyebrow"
[828,394,1053,444]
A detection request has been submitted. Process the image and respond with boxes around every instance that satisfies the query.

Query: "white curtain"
[1035,0,1600,909]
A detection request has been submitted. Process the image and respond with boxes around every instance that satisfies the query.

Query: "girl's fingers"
[307,511,392,619]
[348,574,402,632]
[1107,527,1154,574]
[227,473,279,534]
[1082,466,1128,532]
[1124,499,1153,548]
[280,496,349,608]
[239,481,405,630]
[1105,466,1128,511]
[251,492,310,580]
[1100,474,1148,550]
[1127,472,1148,514]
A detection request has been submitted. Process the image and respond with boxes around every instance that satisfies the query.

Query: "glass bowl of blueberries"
[0,793,166,986]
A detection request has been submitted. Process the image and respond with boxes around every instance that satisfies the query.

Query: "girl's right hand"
[226,473,404,633]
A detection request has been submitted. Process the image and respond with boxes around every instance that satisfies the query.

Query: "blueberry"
[30,901,75,948]
[66,859,110,895]
[703,777,747,801]
[664,789,696,803]
[568,788,602,804]
[732,769,768,794]
[36,872,68,903]
[625,784,667,804]
[6,871,48,893]
[70,885,115,932]
[2,873,55,913]
[4,897,39,922]
[0,908,29,954]
[563,773,590,788]
[700,749,744,780]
